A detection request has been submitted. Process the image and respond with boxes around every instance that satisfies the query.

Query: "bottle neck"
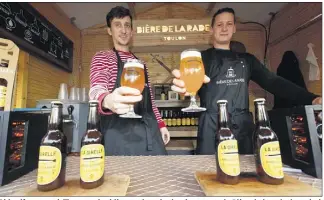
[87,105,100,131]
[255,104,271,128]
[218,104,230,128]
[49,107,63,131]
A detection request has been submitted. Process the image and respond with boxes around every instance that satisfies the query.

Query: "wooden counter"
[0,155,321,197]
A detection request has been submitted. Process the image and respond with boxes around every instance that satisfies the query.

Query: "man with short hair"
[171,7,322,155]
[89,6,170,156]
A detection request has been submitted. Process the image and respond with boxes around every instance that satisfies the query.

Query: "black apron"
[196,48,255,155]
[100,49,167,156]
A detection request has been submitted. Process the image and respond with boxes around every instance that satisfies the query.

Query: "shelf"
[166,139,195,151]
[155,100,200,108]
[167,126,198,137]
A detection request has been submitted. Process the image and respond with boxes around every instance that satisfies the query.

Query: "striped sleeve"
[145,65,166,129]
[89,51,113,115]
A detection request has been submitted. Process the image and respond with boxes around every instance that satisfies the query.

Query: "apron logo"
[216,66,244,86]
[226,67,236,78]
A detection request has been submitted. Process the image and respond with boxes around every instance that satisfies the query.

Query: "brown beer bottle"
[167,110,172,126]
[181,111,186,126]
[80,100,105,189]
[164,110,169,126]
[176,111,182,126]
[37,101,67,191]
[253,98,284,185]
[215,100,240,185]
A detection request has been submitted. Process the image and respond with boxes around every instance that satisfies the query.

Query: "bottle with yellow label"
[164,110,169,126]
[215,100,240,185]
[172,110,177,126]
[181,111,186,126]
[253,98,284,185]
[185,112,191,126]
[167,110,172,127]
[161,85,166,100]
[80,100,105,189]
[37,101,67,191]
[176,111,182,126]
[190,112,195,126]
[160,110,165,125]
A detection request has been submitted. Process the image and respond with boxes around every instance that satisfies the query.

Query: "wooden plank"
[13,174,130,196]
[195,171,321,196]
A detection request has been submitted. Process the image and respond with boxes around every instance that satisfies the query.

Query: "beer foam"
[254,98,266,102]
[217,100,228,104]
[124,62,144,69]
[181,50,201,59]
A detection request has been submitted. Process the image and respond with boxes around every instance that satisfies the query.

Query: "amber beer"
[121,59,145,93]
[37,101,67,191]
[80,100,105,189]
[253,98,284,185]
[215,100,240,185]
[180,50,205,95]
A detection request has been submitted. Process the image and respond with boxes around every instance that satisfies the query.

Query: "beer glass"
[120,58,145,118]
[180,49,206,112]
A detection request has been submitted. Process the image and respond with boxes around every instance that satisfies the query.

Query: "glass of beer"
[180,49,206,112]
[120,58,145,118]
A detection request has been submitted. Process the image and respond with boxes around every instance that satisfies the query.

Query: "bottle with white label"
[215,100,240,185]
[253,98,284,185]
[37,101,67,191]
[80,100,105,189]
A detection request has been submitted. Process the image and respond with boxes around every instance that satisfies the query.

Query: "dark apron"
[196,49,255,155]
[100,49,167,156]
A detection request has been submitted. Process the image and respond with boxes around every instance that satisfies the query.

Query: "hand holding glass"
[180,49,206,112]
[120,59,145,118]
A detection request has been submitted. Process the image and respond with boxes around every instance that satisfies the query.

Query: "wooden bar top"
[0,155,321,196]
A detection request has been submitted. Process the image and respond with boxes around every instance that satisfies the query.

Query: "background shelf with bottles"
[154,84,199,155]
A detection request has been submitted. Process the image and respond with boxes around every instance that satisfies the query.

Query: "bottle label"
[190,118,195,125]
[172,119,177,126]
[37,146,62,185]
[176,119,181,126]
[181,118,186,126]
[0,86,6,108]
[80,144,105,182]
[260,141,284,179]
[186,118,191,125]
[217,140,240,176]
[0,86,6,94]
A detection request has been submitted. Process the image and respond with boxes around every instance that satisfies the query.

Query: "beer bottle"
[195,113,199,126]
[164,110,169,126]
[253,98,284,185]
[215,100,240,185]
[185,112,191,126]
[190,112,195,126]
[160,110,164,125]
[37,101,67,191]
[176,111,182,126]
[161,85,166,100]
[181,111,186,126]
[172,110,177,126]
[80,100,105,189]
[167,110,172,127]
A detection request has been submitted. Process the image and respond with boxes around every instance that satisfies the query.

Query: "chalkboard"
[0,2,73,72]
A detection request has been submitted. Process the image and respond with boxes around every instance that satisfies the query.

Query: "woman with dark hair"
[273,51,308,109]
